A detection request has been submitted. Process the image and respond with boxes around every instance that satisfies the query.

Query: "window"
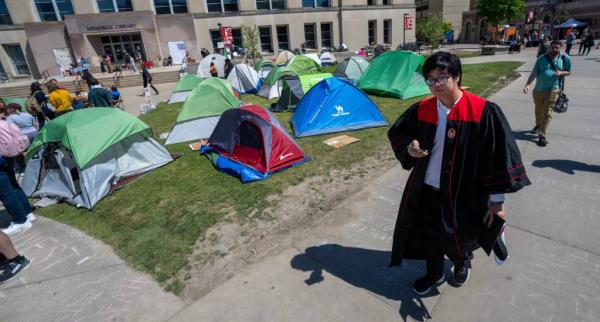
[207,0,238,12]
[302,0,329,8]
[304,23,316,49]
[259,26,273,52]
[96,0,133,13]
[154,0,188,14]
[3,44,30,75]
[382,0,390,4]
[321,22,332,48]
[367,0,375,5]
[0,0,11,25]
[231,28,242,48]
[35,0,74,21]
[209,29,221,49]
[368,20,377,44]
[276,25,289,50]
[257,0,285,10]
[383,19,391,44]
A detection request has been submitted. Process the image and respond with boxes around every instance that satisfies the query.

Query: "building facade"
[0,0,417,79]
[415,0,471,41]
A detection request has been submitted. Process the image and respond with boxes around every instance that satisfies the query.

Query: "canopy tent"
[291,77,388,137]
[302,53,321,66]
[227,64,260,94]
[287,55,323,75]
[275,50,295,65]
[334,56,370,83]
[23,108,173,209]
[255,59,276,79]
[320,52,337,66]
[358,51,430,99]
[197,54,226,78]
[165,78,240,145]
[271,73,333,112]
[168,74,203,104]
[201,104,309,183]
[554,18,588,29]
[256,66,298,100]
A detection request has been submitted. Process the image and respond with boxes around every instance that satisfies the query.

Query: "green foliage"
[476,0,524,26]
[241,25,261,60]
[416,14,451,51]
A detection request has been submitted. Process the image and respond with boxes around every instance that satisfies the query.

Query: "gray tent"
[226,64,259,94]
[334,56,370,83]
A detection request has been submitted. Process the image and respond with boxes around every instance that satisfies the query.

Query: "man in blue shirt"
[523,40,572,147]
[565,30,575,55]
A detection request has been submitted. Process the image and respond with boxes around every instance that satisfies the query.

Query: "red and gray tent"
[200,105,309,182]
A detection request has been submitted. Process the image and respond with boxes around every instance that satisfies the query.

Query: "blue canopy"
[554,18,587,29]
[291,77,388,137]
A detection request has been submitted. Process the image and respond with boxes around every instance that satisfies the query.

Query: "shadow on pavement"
[512,130,538,143]
[531,159,600,174]
[291,244,453,322]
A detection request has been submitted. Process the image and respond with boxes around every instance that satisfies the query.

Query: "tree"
[477,0,524,42]
[416,14,452,52]
[241,25,261,62]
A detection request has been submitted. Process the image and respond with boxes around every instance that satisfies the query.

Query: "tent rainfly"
[271,73,333,112]
[22,108,173,209]
[291,77,388,137]
[255,59,276,79]
[334,56,370,83]
[320,52,337,66]
[168,74,203,103]
[201,104,309,182]
[227,64,260,94]
[165,78,240,145]
[302,53,321,66]
[358,51,430,99]
[197,54,226,78]
[256,66,298,100]
[275,50,295,65]
[554,18,588,29]
[286,55,323,75]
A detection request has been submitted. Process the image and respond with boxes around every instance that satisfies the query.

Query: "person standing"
[224,59,234,78]
[523,40,572,147]
[387,52,530,295]
[103,54,113,73]
[565,30,575,55]
[140,60,159,95]
[537,35,551,57]
[578,29,589,55]
[129,54,137,74]
[582,33,594,56]
[0,144,36,235]
[0,231,31,284]
[46,83,73,117]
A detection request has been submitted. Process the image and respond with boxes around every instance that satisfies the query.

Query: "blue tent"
[554,18,587,29]
[291,77,388,137]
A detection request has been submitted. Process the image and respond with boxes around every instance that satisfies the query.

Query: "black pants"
[583,45,592,55]
[578,42,585,54]
[143,77,159,94]
[565,44,573,55]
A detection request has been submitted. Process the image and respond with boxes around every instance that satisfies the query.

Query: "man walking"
[565,30,575,56]
[523,40,571,147]
[388,52,530,295]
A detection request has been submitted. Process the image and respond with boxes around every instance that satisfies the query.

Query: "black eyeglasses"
[425,76,451,86]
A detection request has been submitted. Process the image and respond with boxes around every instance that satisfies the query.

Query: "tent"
[291,77,388,137]
[3,97,27,108]
[200,104,309,183]
[255,59,276,79]
[554,18,588,29]
[275,50,295,65]
[256,66,297,100]
[197,54,226,78]
[165,78,240,145]
[227,64,259,94]
[358,51,430,99]
[168,74,203,104]
[22,108,173,209]
[335,56,370,82]
[302,53,321,66]
[271,73,333,112]
[320,52,337,66]
[287,55,323,75]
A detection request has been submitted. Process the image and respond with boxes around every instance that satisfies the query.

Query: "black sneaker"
[453,263,470,286]
[530,126,539,134]
[537,137,548,147]
[413,273,445,295]
[0,256,31,285]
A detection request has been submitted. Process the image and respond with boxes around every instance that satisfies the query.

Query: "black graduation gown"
[387,91,530,266]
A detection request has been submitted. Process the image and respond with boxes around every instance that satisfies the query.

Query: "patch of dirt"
[178,148,397,303]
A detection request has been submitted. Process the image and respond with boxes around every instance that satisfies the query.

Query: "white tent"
[320,52,337,66]
[197,54,226,78]
[227,64,259,94]
[303,53,321,66]
[275,51,295,65]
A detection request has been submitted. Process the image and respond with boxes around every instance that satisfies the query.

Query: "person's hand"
[486,202,505,228]
[523,84,530,94]
[407,140,429,158]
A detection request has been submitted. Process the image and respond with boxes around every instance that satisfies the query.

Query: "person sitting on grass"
[110,85,123,107]
[86,79,113,107]
[72,90,87,110]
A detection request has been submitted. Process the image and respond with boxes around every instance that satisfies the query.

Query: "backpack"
[26,95,45,118]
[545,54,569,113]
[0,120,30,157]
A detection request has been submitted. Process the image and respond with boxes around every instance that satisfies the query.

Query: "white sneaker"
[27,213,37,222]
[2,220,32,236]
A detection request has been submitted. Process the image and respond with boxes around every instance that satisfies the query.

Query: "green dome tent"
[165,78,240,145]
[257,66,298,100]
[23,108,173,209]
[255,59,276,78]
[287,55,323,75]
[168,74,203,103]
[358,51,430,99]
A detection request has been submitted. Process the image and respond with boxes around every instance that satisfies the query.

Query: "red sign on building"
[220,26,233,43]
[404,16,414,30]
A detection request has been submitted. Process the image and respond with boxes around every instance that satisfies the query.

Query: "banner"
[404,16,414,30]
[220,26,233,43]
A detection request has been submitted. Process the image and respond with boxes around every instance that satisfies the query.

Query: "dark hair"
[7,102,21,112]
[111,85,118,91]
[30,82,43,95]
[88,78,99,86]
[422,51,462,86]
[550,40,562,46]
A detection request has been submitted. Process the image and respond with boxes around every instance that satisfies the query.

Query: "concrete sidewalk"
[169,49,600,321]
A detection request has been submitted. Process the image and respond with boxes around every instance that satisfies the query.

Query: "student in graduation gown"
[387,52,531,295]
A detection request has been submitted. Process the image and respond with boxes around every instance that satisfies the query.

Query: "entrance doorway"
[100,33,145,65]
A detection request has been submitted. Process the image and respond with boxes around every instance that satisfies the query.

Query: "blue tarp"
[554,18,588,29]
[291,77,388,137]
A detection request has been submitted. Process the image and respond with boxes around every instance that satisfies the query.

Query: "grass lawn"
[35,61,522,294]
